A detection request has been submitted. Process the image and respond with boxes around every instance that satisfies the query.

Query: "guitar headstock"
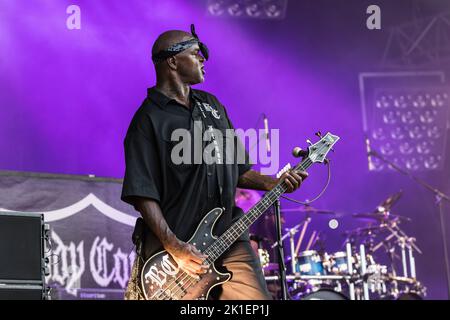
[306,132,340,163]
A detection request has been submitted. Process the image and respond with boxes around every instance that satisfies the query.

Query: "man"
[121,25,307,300]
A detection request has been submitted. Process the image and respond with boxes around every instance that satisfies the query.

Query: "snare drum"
[296,250,325,276]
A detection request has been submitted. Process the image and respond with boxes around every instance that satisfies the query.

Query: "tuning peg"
[306,139,313,146]
[315,131,322,138]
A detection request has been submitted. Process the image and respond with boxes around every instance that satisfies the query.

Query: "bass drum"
[301,289,349,300]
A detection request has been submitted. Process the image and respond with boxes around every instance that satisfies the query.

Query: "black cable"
[281,159,331,205]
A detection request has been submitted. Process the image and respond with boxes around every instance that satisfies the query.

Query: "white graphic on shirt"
[201,102,221,119]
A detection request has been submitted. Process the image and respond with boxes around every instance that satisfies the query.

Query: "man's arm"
[237,169,308,193]
[133,197,208,277]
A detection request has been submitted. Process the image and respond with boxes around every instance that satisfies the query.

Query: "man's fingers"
[291,171,304,186]
[181,256,209,273]
[187,261,208,274]
[297,170,309,180]
[187,248,204,264]
[185,269,200,279]
[189,255,203,264]
[286,174,300,188]
[282,170,308,192]
[190,245,208,259]
[283,177,294,192]
[201,264,210,271]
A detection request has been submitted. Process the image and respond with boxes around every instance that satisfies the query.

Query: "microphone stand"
[369,149,450,299]
[273,198,289,300]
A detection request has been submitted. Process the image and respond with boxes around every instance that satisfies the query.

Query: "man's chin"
[190,76,205,85]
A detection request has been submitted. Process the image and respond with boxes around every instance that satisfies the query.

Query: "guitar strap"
[192,96,225,210]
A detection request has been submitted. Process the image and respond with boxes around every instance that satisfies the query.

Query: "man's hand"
[237,169,308,192]
[165,239,209,279]
[277,170,308,193]
[133,198,209,278]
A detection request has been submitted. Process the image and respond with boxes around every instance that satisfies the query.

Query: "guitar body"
[141,207,231,300]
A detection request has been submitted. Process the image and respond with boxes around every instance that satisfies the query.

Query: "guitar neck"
[204,157,314,263]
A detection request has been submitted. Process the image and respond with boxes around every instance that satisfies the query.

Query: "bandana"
[152,24,209,63]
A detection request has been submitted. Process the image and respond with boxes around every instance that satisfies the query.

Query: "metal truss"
[381,11,450,68]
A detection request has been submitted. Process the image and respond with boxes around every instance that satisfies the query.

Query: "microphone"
[365,134,374,170]
[292,147,308,158]
[263,113,270,152]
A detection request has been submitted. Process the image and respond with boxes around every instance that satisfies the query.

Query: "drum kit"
[237,189,427,300]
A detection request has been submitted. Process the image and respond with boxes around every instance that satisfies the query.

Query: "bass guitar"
[140,132,340,300]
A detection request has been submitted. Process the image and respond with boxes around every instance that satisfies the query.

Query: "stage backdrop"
[0,170,138,300]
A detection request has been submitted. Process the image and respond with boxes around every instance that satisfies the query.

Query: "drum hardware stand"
[271,212,312,293]
[359,244,370,300]
[369,149,450,299]
[388,243,399,297]
[376,226,402,297]
[265,274,349,281]
[273,199,289,300]
[288,226,299,275]
[346,241,356,300]
[294,213,311,259]
[271,220,308,273]
[383,222,421,280]
[305,230,317,252]
[394,225,420,279]
[399,238,408,278]
[408,242,416,279]
[372,232,395,253]
[387,220,422,254]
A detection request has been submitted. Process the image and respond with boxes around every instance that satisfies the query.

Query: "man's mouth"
[201,67,205,75]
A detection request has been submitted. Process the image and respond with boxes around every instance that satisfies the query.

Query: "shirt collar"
[147,87,174,108]
[147,87,203,109]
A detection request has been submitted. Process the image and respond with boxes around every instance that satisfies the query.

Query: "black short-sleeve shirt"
[121,87,252,258]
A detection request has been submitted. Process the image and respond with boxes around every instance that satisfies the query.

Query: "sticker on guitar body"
[144,254,179,295]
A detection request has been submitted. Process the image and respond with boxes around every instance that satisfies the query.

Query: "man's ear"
[166,56,177,70]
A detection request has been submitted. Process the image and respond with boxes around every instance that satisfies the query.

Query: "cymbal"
[352,212,411,223]
[375,190,403,213]
[281,205,337,215]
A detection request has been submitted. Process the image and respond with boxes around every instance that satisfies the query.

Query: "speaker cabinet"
[0,212,45,299]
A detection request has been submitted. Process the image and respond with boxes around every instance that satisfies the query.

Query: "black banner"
[0,171,138,300]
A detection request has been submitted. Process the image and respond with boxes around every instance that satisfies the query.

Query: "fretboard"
[204,157,314,263]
